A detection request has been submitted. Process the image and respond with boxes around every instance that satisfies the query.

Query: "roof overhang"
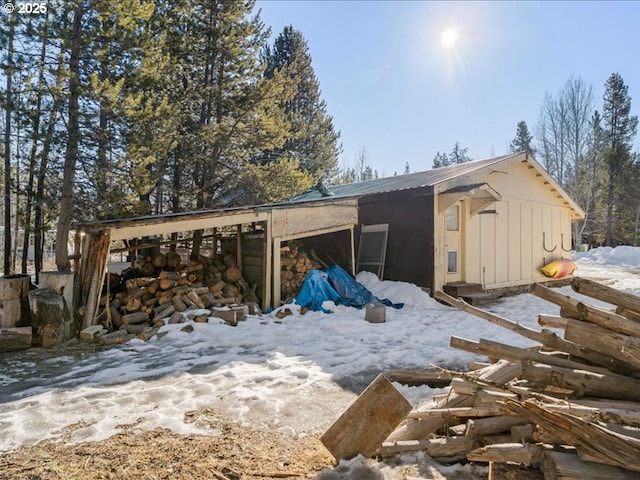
[438,183,502,214]
[74,198,359,242]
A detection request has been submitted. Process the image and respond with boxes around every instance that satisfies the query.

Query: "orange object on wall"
[541,258,576,278]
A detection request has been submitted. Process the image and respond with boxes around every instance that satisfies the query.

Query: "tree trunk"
[34,43,66,282]
[22,12,50,275]
[605,162,616,246]
[55,1,84,272]
[3,13,15,275]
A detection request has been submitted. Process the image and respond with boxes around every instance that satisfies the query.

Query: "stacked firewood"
[98,252,258,344]
[280,240,323,299]
[322,277,640,479]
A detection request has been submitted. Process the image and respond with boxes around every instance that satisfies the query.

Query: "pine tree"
[601,73,638,246]
[432,151,449,168]
[56,0,85,271]
[1,11,16,274]
[449,141,471,164]
[262,25,341,183]
[510,121,535,154]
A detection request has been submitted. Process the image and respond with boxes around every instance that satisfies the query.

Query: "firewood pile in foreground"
[321,277,640,480]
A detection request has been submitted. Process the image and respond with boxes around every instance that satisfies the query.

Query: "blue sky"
[257,1,640,176]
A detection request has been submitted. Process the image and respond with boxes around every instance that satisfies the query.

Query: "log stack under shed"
[97,251,258,340]
[322,277,640,479]
[279,240,323,301]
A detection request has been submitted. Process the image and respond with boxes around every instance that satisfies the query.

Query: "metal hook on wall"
[543,232,557,253]
[561,233,572,253]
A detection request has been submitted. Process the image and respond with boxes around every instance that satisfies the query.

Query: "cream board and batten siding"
[434,158,579,291]
[463,200,572,289]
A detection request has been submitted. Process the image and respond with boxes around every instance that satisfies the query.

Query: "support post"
[273,237,281,307]
[236,224,243,274]
[263,220,271,310]
[350,225,356,276]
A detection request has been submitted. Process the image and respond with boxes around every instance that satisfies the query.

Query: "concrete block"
[365,302,386,323]
[80,325,108,340]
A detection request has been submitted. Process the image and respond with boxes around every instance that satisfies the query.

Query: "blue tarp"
[293,264,404,312]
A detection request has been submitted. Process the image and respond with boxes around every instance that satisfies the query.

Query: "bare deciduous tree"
[536,76,595,245]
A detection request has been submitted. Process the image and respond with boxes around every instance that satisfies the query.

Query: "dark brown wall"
[357,188,435,291]
[302,230,353,272]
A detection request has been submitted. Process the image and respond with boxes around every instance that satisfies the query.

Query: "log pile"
[322,277,640,479]
[99,252,258,340]
[280,240,322,300]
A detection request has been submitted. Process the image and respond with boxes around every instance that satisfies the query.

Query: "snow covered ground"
[1,246,639,478]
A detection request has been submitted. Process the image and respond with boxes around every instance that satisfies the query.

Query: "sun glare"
[441,28,459,49]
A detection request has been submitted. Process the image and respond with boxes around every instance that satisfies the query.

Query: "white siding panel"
[495,202,509,284]
[508,203,521,282]
[532,205,544,272]
[480,209,496,286]
[520,204,533,280]
[542,205,557,265]
[466,206,481,284]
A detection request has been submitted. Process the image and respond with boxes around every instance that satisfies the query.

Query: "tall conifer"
[602,73,638,245]
[262,26,341,183]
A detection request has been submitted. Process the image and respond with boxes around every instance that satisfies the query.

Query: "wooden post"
[74,231,90,323]
[349,225,356,276]
[72,230,82,286]
[273,237,281,307]
[263,220,271,310]
[83,230,111,330]
[236,224,242,275]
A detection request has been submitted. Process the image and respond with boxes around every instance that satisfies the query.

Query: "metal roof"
[289,153,521,202]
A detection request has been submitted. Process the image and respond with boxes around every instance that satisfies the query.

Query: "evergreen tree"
[262,25,341,183]
[1,11,16,274]
[616,155,640,245]
[449,141,471,164]
[510,120,535,154]
[601,73,638,246]
[56,0,86,271]
[432,151,449,168]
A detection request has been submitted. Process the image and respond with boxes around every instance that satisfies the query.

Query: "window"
[447,251,458,273]
[446,205,459,231]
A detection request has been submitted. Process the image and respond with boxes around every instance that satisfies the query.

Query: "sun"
[441,28,459,49]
